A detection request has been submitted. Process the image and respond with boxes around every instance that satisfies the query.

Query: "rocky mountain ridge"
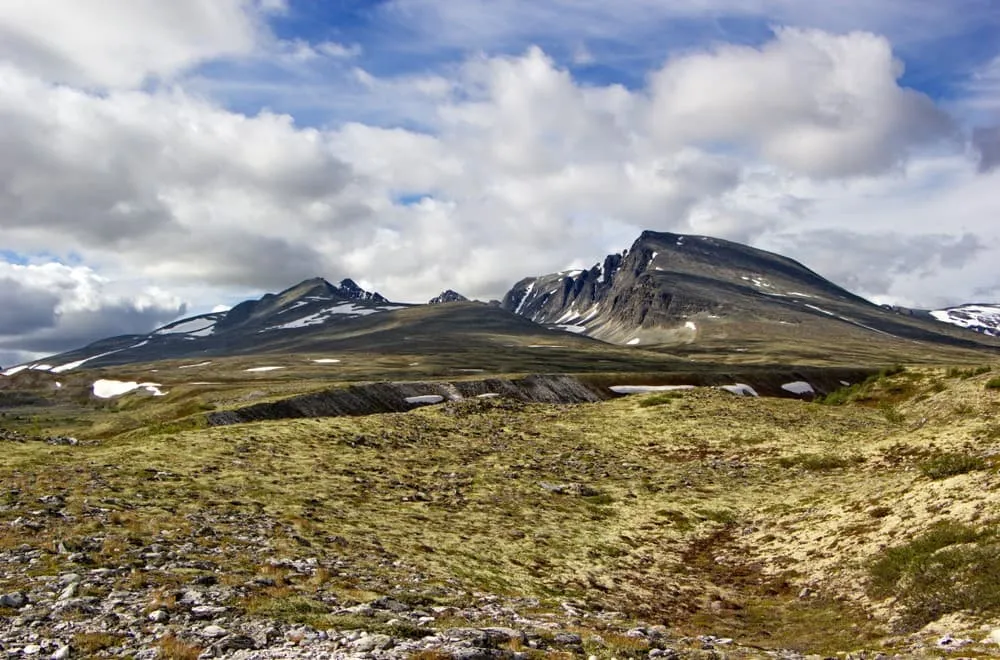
[4,231,1000,375]
[500,230,1000,350]
[428,290,469,304]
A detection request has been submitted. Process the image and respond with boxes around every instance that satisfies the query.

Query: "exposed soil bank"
[206,367,876,426]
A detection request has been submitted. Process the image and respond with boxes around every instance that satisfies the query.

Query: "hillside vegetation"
[3,366,1000,657]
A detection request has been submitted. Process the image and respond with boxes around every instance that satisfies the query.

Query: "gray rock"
[350,634,394,652]
[553,632,582,646]
[0,592,28,608]
[148,609,170,623]
[217,635,256,651]
[50,646,71,660]
[190,605,227,620]
[371,597,409,613]
[200,625,229,639]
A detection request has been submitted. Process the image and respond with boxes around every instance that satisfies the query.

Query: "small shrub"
[637,391,687,407]
[879,403,904,425]
[918,452,987,480]
[777,453,861,471]
[868,522,1000,631]
[869,506,893,519]
[157,634,203,660]
[986,376,1000,390]
[948,366,990,379]
[73,633,125,655]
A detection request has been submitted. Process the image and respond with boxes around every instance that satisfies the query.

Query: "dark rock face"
[206,374,610,426]
[500,230,1000,349]
[337,278,389,304]
[429,290,469,304]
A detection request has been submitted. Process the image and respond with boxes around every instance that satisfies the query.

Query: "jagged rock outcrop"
[429,290,469,304]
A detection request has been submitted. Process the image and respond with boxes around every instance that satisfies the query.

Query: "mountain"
[8,280,684,376]
[6,232,1000,377]
[428,290,469,304]
[501,230,1000,354]
[4,278,406,374]
[927,304,1000,337]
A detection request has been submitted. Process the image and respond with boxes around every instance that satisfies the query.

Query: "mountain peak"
[429,290,469,304]
[337,278,388,304]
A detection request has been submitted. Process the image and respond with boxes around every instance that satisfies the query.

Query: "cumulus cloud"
[0,263,184,358]
[0,0,270,88]
[773,230,986,296]
[0,65,360,289]
[973,126,1000,172]
[646,29,956,178]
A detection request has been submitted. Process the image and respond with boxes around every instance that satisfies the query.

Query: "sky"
[1,0,1000,366]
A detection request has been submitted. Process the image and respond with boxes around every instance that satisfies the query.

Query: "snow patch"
[719,384,759,397]
[556,324,588,334]
[781,381,815,395]
[477,393,501,399]
[178,361,212,369]
[405,395,444,405]
[93,380,166,398]
[514,281,535,315]
[626,338,641,345]
[312,359,341,364]
[245,366,285,372]
[931,305,1000,337]
[155,317,216,336]
[610,385,695,394]
[805,304,836,317]
[1,365,29,376]
[684,321,697,331]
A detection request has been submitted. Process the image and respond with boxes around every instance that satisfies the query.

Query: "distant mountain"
[501,230,1000,351]
[5,233,1000,377]
[924,304,1000,337]
[3,278,406,374]
[429,290,469,304]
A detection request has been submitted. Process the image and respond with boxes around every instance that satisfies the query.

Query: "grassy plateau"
[3,361,1000,657]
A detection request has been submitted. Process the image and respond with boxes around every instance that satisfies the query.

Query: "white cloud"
[0,0,268,88]
[646,28,956,178]
[1,11,998,358]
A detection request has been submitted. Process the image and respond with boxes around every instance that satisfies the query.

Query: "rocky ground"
[0,526,800,660]
[5,368,1000,658]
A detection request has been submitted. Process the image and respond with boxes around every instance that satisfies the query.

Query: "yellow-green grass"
[2,365,1000,654]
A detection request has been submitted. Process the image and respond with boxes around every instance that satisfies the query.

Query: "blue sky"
[193,0,1000,126]
[1,0,999,364]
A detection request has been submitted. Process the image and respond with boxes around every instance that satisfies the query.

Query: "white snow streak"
[405,395,444,405]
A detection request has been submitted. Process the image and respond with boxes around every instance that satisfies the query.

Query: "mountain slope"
[501,231,1000,355]
[11,287,691,377]
[7,278,408,374]
[927,304,1000,337]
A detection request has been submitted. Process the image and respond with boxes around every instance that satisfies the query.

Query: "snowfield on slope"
[93,380,166,398]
